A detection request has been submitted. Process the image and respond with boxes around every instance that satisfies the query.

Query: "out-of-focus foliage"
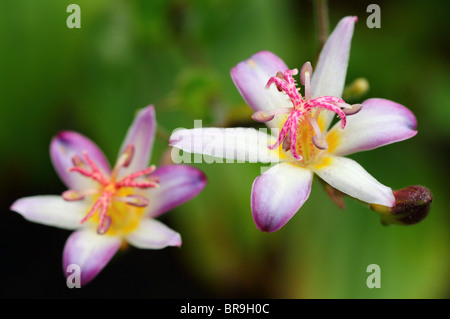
[1,0,449,298]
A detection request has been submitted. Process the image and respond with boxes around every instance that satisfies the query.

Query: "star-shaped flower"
[11,105,207,285]
[170,16,417,232]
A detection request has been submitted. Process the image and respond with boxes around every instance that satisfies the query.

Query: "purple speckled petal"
[50,131,110,190]
[63,229,121,286]
[118,105,156,178]
[126,218,181,249]
[144,164,207,218]
[10,195,87,230]
[327,98,417,156]
[251,163,313,232]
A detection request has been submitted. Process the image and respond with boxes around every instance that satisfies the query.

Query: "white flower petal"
[313,156,395,206]
[251,163,313,232]
[10,195,87,230]
[327,98,417,156]
[126,218,181,249]
[169,127,281,164]
[311,16,357,130]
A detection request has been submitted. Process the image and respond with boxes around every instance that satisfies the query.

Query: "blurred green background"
[1,0,449,298]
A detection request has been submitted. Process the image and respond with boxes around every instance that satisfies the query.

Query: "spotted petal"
[231,51,291,128]
[311,16,357,131]
[118,105,156,178]
[144,164,207,218]
[50,131,111,190]
[126,218,181,249]
[326,98,417,156]
[10,195,87,230]
[63,229,121,286]
[251,163,313,232]
[313,156,395,207]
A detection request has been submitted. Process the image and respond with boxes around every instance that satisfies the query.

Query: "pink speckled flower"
[11,105,207,285]
[170,17,417,232]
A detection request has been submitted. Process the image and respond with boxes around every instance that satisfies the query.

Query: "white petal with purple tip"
[50,131,111,190]
[313,156,395,207]
[327,98,417,156]
[118,105,156,178]
[251,163,313,232]
[311,16,357,131]
[10,195,87,230]
[126,218,181,249]
[63,229,122,286]
[231,51,292,128]
[144,164,207,218]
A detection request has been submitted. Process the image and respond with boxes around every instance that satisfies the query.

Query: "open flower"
[169,16,417,232]
[11,105,207,285]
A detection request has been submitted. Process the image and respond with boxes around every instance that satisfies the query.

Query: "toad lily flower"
[169,16,417,232]
[11,105,207,285]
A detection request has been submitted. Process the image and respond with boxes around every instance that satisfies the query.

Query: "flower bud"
[370,185,433,225]
[342,78,369,101]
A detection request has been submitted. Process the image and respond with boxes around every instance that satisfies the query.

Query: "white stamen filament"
[309,117,328,150]
[300,62,313,102]
[115,194,149,207]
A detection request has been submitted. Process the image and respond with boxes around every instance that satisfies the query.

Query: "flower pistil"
[62,144,159,235]
[252,62,362,163]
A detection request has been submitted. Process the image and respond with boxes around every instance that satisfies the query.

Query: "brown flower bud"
[370,185,433,226]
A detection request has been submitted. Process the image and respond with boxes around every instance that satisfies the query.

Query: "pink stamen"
[310,99,347,129]
[80,194,104,224]
[266,69,303,109]
[289,111,303,160]
[97,192,111,234]
[263,64,363,160]
[268,115,294,150]
[64,145,159,234]
[69,166,110,186]
[117,165,155,184]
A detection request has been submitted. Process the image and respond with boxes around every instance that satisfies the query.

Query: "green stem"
[315,0,329,52]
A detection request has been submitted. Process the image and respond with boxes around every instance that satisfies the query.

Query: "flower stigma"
[252,62,363,164]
